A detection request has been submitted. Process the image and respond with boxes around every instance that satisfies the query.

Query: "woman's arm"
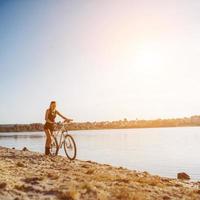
[45,109,54,123]
[56,110,72,121]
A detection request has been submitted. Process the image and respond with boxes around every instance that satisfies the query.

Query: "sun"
[117,39,165,77]
[134,41,164,69]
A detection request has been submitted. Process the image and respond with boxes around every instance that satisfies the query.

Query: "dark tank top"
[48,109,56,122]
[44,109,57,131]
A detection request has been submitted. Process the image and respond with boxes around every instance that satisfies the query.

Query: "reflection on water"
[0,127,200,180]
[0,132,45,153]
[0,134,44,139]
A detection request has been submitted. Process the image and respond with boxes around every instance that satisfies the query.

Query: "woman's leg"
[44,128,51,155]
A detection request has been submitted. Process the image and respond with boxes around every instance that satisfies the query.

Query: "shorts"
[44,122,54,131]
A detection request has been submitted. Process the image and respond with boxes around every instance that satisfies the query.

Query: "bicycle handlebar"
[56,120,73,125]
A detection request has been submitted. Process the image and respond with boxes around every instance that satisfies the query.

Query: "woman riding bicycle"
[44,101,72,155]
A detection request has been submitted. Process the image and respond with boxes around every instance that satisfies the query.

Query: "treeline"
[1,115,200,132]
[0,123,44,132]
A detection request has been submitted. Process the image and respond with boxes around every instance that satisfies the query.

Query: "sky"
[0,0,200,124]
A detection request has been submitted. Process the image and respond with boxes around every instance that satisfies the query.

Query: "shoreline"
[0,147,200,199]
[1,124,200,133]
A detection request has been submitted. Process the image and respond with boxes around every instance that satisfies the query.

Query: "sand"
[0,146,200,200]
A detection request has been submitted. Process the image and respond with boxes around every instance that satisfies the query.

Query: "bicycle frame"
[53,122,69,150]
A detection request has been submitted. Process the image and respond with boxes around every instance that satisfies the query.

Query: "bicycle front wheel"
[64,134,76,160]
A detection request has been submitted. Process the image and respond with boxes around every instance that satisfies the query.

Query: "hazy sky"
[0,0,200,123]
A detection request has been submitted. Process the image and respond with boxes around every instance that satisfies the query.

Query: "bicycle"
[49,120,77,160]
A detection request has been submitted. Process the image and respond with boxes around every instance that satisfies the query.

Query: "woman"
[44,101,72,155]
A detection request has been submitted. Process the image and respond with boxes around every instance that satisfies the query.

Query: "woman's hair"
[49,101,56,108]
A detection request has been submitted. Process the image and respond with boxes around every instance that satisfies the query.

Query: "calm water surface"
[0,127,200,180]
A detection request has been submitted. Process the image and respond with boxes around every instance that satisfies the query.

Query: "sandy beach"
[0,146,200,200]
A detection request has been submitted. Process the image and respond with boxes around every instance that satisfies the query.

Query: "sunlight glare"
[134,41,164,70]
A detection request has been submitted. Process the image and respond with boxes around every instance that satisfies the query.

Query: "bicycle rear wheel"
[49,135,59,156]
[64,134,76,160]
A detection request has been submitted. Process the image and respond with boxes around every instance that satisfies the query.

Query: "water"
[0,127,200,180]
